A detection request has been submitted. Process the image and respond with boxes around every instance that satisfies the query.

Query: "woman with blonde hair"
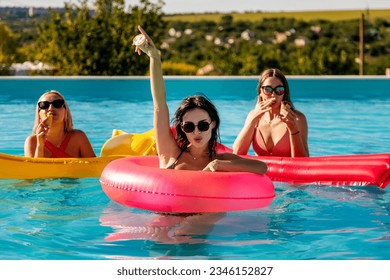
[24,90,96,158]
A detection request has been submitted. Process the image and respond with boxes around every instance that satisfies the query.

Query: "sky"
[1,0,390,13]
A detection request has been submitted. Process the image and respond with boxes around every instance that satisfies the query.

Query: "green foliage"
[161,61,197,75]
[34,0,166,75]
[160,15,389,75]
[165,9,390,23]
[365,54,390,75]
[2,6,390,76]
[0,20,17,74]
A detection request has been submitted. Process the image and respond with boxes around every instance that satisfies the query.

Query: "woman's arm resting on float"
[203,153,268,175]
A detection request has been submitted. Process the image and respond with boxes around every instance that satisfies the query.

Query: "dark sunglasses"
[38,99,65,110]
[261,86,285,96]
[181,120,211,133]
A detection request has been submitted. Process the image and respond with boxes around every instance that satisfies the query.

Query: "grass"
[165,9,390,22]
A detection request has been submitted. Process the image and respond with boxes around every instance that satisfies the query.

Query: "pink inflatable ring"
[100,156,275,213]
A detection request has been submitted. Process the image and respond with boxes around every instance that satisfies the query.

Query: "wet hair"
[257,68,295,110]
[172,94,220,158]
[33,90,73,134]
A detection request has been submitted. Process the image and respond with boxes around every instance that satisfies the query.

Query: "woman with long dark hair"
[135,26,267,174]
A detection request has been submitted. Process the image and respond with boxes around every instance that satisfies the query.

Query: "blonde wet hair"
[33,90,73,134]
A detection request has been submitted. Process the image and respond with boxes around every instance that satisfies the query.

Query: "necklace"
[188,151,197,160]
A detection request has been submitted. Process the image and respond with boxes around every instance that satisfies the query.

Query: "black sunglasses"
[181,120,211,133]
[38,99,65,110]
[261,86,285,96]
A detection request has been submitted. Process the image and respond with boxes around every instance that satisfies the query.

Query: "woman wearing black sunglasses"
[134,26,267,174]
[24,90,96,158]
[233,69,309,157]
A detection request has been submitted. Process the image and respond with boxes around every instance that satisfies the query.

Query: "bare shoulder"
[293,109,307,121]
[25,134,36,145]
[70,129,87,135]
[69,129,89,140]
[293,109,309,133]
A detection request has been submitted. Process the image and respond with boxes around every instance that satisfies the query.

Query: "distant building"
[10,61,55,75]
[184,29,193,35]
[241,29,254,41]
[310,25,322,34]
[294,37,309,47]
[214,37,222,45]
[197,63,222,75]
[28,7,34,17]
[205,35,213,41]
[168,28,177,37]
[274,32,288,43]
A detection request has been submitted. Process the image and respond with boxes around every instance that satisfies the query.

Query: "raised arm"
[135,26,179,166]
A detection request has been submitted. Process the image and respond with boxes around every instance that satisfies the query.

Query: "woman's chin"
[190,138,208,148]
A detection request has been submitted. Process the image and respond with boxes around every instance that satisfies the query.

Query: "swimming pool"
[0,76,389,260]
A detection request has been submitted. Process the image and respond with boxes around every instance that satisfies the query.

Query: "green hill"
[165,9,390,22]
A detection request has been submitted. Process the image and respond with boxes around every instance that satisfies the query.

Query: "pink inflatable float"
[224,149,390,188]
[215,144,390,188]
[259,153,390,188]
[100,156,275,213]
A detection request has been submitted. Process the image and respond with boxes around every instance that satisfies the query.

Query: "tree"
[0,20,17,75]
[34,0,166,75]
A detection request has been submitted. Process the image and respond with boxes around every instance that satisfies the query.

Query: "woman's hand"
[248,98,274,123]
[134,25,160,59]
[232,98,274,155]
[202,159,220,172]
[280,102,298,133]
[36,117,50,145]
[203,154,268,174]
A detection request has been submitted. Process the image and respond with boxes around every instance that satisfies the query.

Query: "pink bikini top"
[253,128,292,157]
[44,133,72,158]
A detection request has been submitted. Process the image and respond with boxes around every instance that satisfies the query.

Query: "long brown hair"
[172,94,220,158]
[257,68,295,110]
[33,90,73,134]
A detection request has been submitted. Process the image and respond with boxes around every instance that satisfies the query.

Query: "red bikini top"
[253,129,292,157]
[44,133,72,158]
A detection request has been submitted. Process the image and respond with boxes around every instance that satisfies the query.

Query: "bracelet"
[290,131,300,136]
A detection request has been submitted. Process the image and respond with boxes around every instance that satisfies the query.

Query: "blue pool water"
[0,76,389,260]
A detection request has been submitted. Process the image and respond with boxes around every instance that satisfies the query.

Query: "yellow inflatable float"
[100,128,156,157]
[0,153,123,179]
[0,129,156,180]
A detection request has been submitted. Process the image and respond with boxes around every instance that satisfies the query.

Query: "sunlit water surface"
[0,77,389,260]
